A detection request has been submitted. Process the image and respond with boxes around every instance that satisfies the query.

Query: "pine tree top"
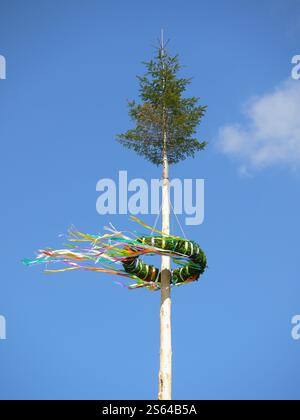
[117,43,207,166]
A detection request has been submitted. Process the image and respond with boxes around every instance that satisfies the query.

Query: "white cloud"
[217,80,300,172]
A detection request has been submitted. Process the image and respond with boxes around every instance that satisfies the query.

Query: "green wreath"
[122,236,207,285]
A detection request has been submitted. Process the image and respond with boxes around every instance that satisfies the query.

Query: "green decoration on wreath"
[122,236,207,285]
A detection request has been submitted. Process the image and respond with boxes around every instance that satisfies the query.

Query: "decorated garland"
[23,217,207,291]
[122,236,207,285]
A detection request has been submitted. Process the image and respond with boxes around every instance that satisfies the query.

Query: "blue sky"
[0,0,300,400]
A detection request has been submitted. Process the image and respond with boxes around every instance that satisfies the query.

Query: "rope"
[169,197,187,239]
[150,184,187,239]
[151,203,163,236]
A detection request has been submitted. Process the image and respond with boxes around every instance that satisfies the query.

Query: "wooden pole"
[158,141,172,400]
[158,31,172,398]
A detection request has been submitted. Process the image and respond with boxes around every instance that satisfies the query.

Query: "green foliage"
[117,45,207,165]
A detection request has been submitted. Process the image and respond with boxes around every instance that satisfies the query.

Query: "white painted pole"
[158,30,172,400]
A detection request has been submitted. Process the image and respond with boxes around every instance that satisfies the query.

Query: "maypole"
[24,33,208,401]
[158,30,172,400]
